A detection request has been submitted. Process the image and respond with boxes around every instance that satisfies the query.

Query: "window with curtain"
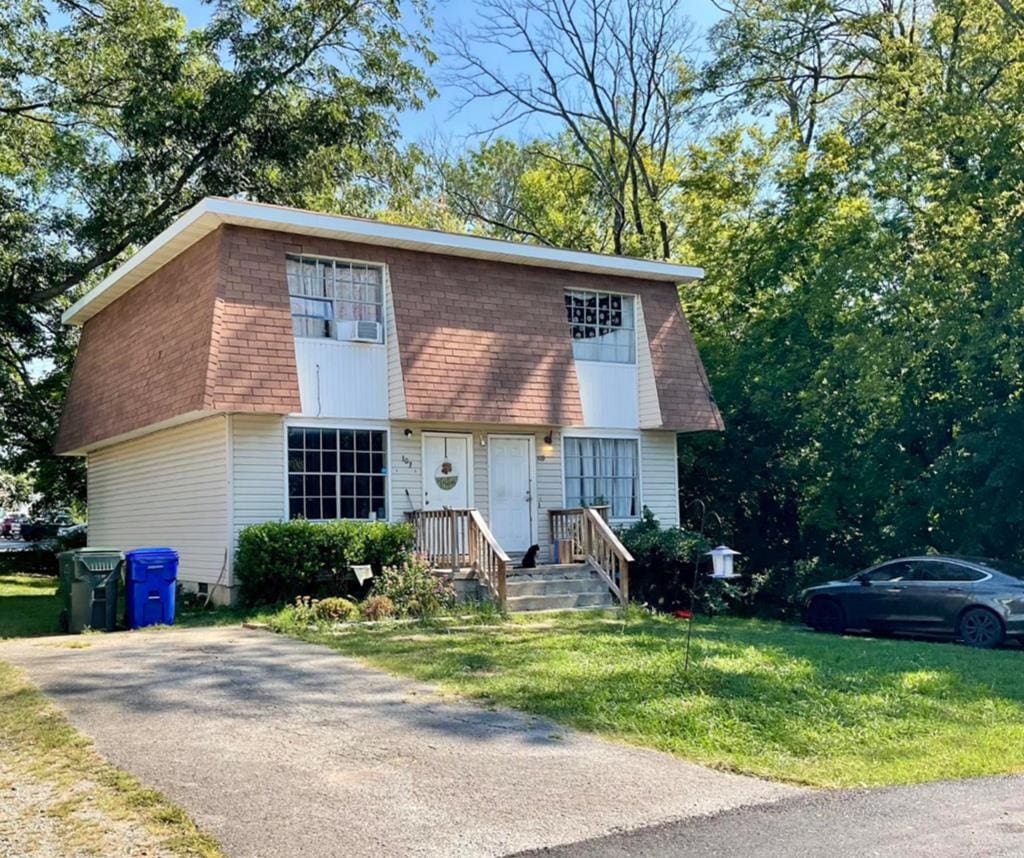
[286,255,384,342]
[287,428,387,521]
[563,437,639,519]
[564,289,635,363]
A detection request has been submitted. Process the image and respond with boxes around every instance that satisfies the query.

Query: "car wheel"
[958,608,1005,649]
[808,598,845,635]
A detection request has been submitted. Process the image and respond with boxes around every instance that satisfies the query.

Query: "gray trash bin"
[58,549,124,633]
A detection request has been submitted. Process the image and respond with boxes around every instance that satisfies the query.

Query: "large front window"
[287,255,384,342]
[287,427,387,520]
[563,437,639,519]
[564,289,635,363]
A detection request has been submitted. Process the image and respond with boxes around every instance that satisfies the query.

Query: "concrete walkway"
[1,627,798,858]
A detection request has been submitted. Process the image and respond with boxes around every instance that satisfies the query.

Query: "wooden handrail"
[582,507,632,605]
[406,508,472,571]
[548,506,631,606]
[407,507,508,609]
[467,509,509,608]
[548,505,609,562]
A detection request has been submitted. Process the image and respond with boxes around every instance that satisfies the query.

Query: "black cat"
[517,544,540,569]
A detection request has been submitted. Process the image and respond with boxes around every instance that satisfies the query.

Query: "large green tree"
[680,0,1024,572]
[0,0,432,506]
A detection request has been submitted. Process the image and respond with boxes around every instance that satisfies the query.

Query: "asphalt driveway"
[0,626,797,857]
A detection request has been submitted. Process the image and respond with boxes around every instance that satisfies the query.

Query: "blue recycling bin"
[124,548,179,629]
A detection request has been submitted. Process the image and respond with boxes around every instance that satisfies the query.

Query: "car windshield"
[964,557,1024,580]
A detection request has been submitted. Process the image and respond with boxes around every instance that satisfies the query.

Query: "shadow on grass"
[308,612,1024,786]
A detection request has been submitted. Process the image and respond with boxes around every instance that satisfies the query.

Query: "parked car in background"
[803,556,1024,648]
[20,512,74,543]
[2,514,29,539]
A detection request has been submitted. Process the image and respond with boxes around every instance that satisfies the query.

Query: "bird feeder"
[706,545,741,579]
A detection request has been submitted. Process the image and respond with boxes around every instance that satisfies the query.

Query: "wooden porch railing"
[548,505,609,562]
[406,508,509,608]
[547,506,632,605]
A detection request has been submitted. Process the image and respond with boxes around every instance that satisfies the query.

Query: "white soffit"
[62,197,705,325]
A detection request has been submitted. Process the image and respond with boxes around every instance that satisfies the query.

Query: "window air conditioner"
[336,320,382,343]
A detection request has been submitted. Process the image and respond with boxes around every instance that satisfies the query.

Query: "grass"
[0,573,63,638]
[268,607,1024,789]
[6,574,1024,789]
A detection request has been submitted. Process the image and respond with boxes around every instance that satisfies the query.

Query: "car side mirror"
[856,572,871,586]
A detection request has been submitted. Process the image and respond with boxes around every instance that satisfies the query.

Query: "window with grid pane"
[563,437,639,520]
[564,290,635,364]
[287,428,387,521]
[286,255,384,342]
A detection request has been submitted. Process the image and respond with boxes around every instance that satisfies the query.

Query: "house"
[56,198,722,609]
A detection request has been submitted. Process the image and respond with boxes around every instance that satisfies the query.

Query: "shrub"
[291,595,359,625]
[361,594,395,621]
[234,519,414,606]
[0,529,89,577]
[734,559,840,619]
[370,554,457,618]
[0,548,58,576]
[617,509,715,613]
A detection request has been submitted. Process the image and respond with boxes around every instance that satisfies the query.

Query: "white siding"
[384,271,408,419]
[390,423,563,560]
[231,414,286,539]
[640,430,679,526]
[87,416,229,587]
[635,297,663,428]
[575,361,640,429]
[294,339,388,419]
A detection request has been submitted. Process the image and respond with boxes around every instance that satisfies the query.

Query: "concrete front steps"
[437,562,616,612]
[505,563,615,613]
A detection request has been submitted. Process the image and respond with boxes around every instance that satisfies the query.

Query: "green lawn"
[0,573,63,638]
[271,608,1024,788]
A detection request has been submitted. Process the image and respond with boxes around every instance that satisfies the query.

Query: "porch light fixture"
[403,428,413,437]
[706,545,741,580]
[543,430,553,445]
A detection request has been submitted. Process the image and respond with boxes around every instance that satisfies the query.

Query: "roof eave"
[62,197,704,326]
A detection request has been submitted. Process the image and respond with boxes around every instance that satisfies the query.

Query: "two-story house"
[56,198,722,608]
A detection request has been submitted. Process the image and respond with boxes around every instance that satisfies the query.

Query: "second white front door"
[489,436,534,552]
[422,434,471,510]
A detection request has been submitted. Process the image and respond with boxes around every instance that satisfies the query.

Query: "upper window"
[564,290,635,364]
[563,436,640,520]
[287,255,384,343]
[287,427,387,521]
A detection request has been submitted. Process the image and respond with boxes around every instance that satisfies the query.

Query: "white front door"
[488,436,534,552]
[422,434,471,510]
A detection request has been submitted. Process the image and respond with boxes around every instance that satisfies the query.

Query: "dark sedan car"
[802,556,1024,648]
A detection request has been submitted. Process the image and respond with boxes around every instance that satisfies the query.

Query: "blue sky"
[173,0,725,146]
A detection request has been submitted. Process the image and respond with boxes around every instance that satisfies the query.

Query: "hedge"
[234,519,414,606]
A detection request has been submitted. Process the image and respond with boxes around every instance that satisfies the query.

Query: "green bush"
[370,554,456,618]
[0,530,89,577]
[291,595,359,624]
[360,594,395,621]
[234,519,414,606]
[734,559,841,619]
[617,509,714,613]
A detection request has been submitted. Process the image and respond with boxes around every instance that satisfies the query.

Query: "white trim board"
[63,197,704,325]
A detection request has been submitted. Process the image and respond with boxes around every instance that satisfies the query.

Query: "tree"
[443,0,699,258]
[681,0,1024,573]
[0,0,433,506]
